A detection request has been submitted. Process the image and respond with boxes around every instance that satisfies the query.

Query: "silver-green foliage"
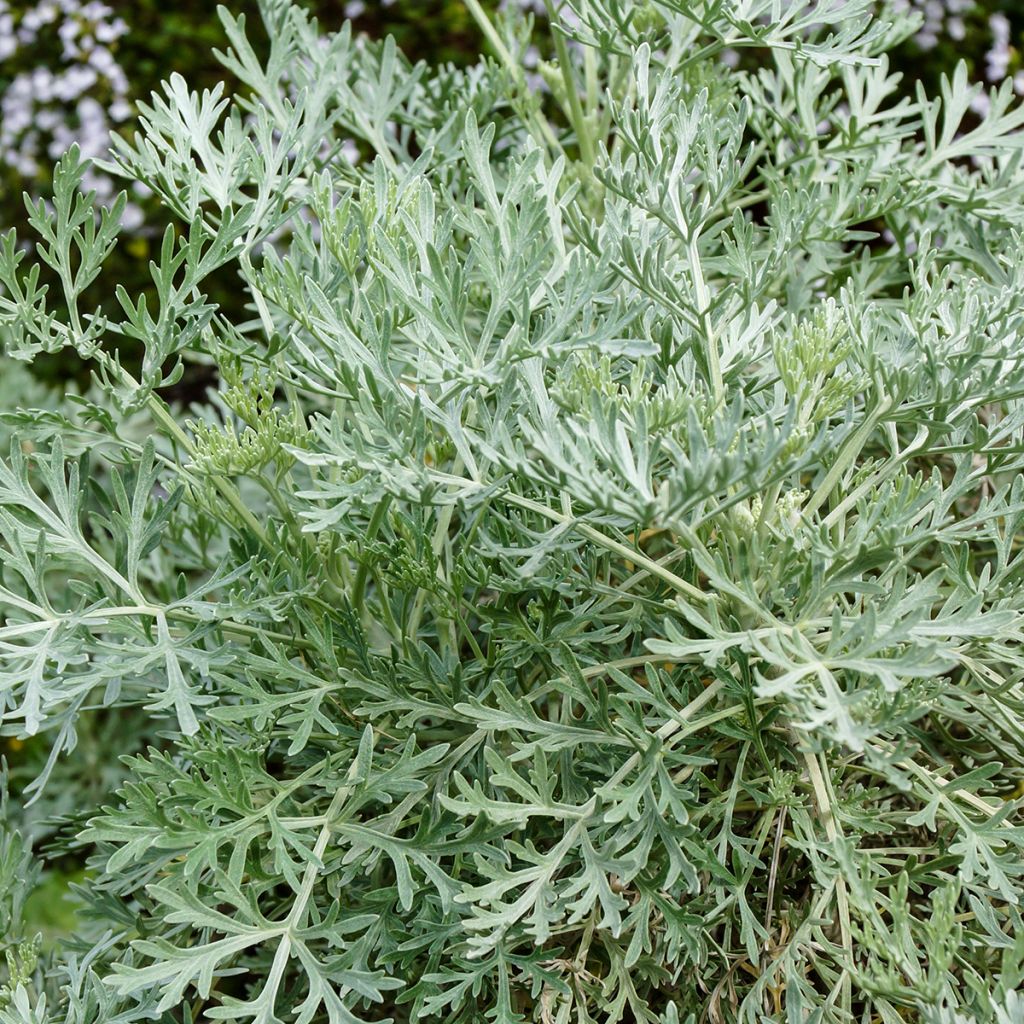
[1,0,1024,1020]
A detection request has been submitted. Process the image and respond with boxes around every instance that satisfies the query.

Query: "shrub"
[1,0,1022,396]
[3,0,1024,1021]
[0,0,502,391]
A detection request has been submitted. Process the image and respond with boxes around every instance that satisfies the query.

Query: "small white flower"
[87,46,116,74]
[94,16,127,43]
[109,98,132,122]
[970,90,992,116]
[340,138,360,164]
[53,65,98,101]
[121,201,144,230]
[81,0,111,19]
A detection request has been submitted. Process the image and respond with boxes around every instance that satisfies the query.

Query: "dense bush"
[0,0,498,387]
[0,0,1020,388]
[0,0,1022,239]
[4,0,1024,1022]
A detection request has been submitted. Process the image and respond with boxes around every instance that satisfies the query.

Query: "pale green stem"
[543,0,597,169]
[820,422,928,529]
[464,0,563,156]
[801,397,892,523]
[689,232,723,406]
[497,489,710,604]
[604,678,727,792]
[803,746,853,1014]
